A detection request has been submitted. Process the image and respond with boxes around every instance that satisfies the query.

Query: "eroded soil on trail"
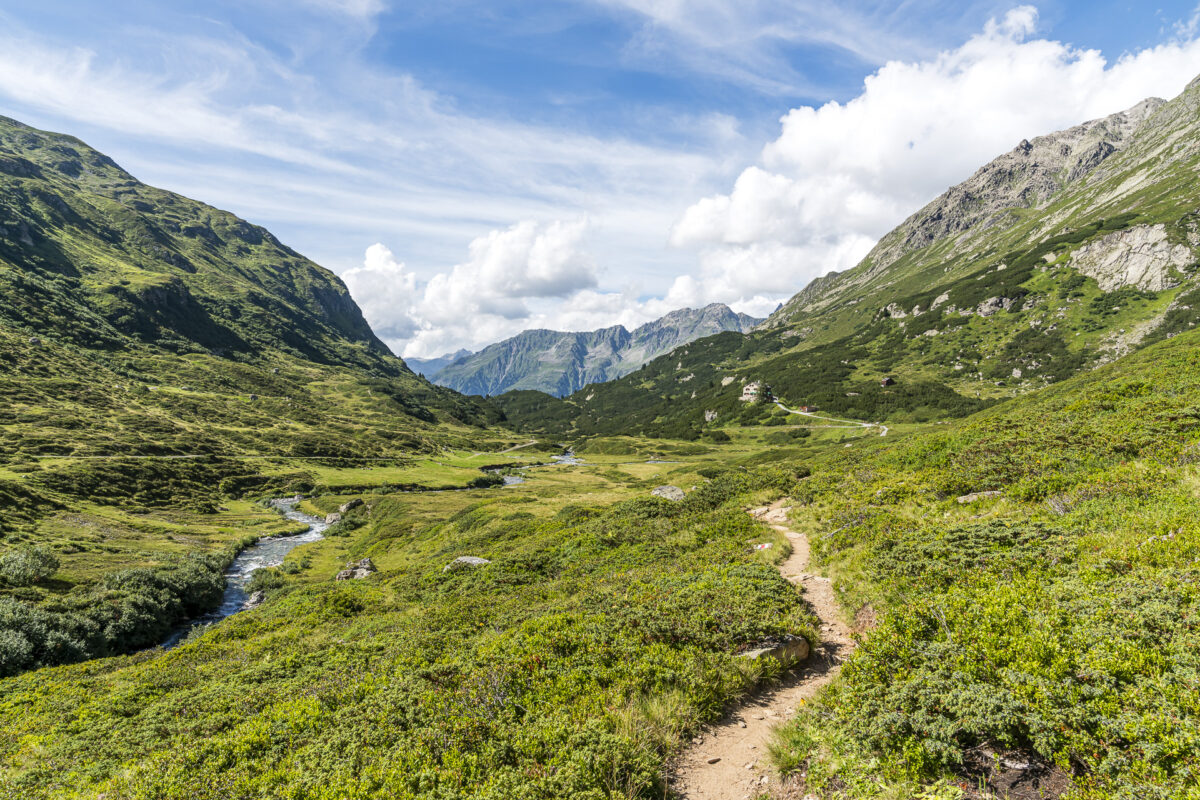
[667,501,856,800]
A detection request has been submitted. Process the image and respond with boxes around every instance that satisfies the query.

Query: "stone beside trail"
[668,501,857,800]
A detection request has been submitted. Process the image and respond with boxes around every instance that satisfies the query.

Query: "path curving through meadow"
[667,500,857,799]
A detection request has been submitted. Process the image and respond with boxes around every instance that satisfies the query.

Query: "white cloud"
[350,220,632,357]
[668,6,1200,310]
[340,244,420,340]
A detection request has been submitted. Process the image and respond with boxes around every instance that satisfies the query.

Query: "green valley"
[2,62,1200,800]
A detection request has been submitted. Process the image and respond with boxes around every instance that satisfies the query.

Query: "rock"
[27,336,41,345]
[706,756,721,764]
[444,555,491,572]
[244,590,266,608]
[1069,223,1195,292]
[325,512,343,524]
[739,634,810,666]
[976,296,1014,317]
[651,485,685,502]
[704,409,718,422]
[956,490,1003,504]
[338,498,364,514]
[334,557,376,581]
[883,302,908,319]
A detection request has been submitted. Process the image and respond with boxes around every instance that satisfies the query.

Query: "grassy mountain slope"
[0,116,516,672]
[431,303,761,397]
[499,79,1200,440]
[0,115,499,460]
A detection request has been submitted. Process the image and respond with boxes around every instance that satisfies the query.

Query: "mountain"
[428,303,761,397]
[0,115,499,461]
[406,348,473,379]
[499,77,1200,439]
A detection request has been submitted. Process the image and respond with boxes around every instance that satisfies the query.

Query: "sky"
[2,2,1200,358]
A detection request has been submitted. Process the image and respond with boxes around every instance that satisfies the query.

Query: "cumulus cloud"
[349,220,641,357]
[668,5,1200,310]
[340,243,419,340]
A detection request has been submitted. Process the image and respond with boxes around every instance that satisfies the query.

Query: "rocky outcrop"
[334,557,376,581]
[338,498,364,515]
[974,296,1015,317]
[444,556,491,572]
[325,512,342,525]
[651,485,686,501]
[1068,224,1196,292]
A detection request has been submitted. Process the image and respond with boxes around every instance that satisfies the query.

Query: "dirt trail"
[667,500,856,799]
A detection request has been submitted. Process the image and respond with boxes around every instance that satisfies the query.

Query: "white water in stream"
[161,499,327,647]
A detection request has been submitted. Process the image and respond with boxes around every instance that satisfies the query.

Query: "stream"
[496,449,583,486]
[161,498,328,647]
[161,455,584,645]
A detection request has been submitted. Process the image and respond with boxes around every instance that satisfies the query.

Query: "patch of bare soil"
[957,747,1075,800]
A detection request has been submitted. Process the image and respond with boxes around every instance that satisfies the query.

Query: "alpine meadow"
[3,5,1200,800]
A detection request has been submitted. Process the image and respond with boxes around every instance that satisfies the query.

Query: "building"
[740,381,774,403]
[798,405,817,413]
[880,376,896,387]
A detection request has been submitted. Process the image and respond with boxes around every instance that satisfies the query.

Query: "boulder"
[739,634,810,666]
[339,498,364,514]
[956,490,1003,504]
[651,485,685,501]
[325,512,343,524]
[244,590,266,608]
[334,557,376,580]
[444,556,491,572]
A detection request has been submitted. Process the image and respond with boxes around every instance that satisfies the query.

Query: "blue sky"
[2,1,1200,356]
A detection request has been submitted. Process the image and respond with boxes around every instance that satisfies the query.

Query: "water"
[491,449,583,487]
[161,498,327,647]
[550,449,584,465]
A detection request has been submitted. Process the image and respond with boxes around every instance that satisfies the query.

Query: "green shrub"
[0,545,59,586]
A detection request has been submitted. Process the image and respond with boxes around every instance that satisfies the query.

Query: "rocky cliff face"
[430,304,761,396]
[1069,223,1199,292]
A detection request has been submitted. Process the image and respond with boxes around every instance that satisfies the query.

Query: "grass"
[0,461,817,799]
[765,325,1200,799]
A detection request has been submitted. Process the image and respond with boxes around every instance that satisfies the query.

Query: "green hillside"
[495,80,1200,441]
[0,115,497,452]
[4,282,1200,799]
[0,116,516,673]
